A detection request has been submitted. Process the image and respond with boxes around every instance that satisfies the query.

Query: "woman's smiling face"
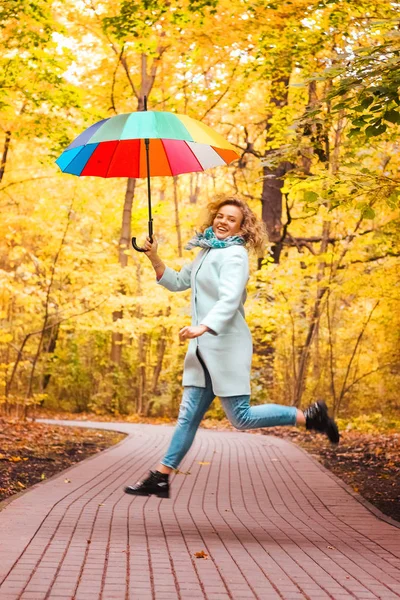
[212,204,244,240]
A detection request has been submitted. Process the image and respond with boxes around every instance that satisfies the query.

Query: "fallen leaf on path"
[64,478,71,483]
[198,462,210,466]
[194,551,208,559]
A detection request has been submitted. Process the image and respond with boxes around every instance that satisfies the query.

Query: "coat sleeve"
[156,262,193,292]
[200,250,249,335]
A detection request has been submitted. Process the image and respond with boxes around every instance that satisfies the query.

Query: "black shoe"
[304,400,340,444]
[124,470,170,498]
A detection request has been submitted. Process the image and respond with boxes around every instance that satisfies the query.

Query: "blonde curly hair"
[201,196,267,254]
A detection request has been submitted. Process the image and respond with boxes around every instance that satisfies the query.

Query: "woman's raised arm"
[143,236,166,280]
[144,236,193,291]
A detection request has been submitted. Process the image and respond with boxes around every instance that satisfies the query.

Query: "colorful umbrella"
[56,99,239,251]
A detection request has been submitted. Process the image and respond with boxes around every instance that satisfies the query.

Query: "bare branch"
[285,232,318,255]
[200,59,240,121]
[110,45,124,114]
[6,296,109,395]
[89,0,138,99]
[139,38,168,103]
[0,175,58,193]
[26,199,76,398]
[342,363,394,398]
[118,50,138,99]
[326,292,337,408]
[338,300,380,405]
[337,251,400,269]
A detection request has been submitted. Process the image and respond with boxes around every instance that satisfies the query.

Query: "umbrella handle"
[131,221,153,252]
[131,237,147,252]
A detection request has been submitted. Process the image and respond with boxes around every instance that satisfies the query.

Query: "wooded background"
[1,0,399,419]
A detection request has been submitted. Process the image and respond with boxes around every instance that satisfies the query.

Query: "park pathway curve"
[0,420,399,600]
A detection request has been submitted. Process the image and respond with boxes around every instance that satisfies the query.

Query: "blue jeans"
[161,364,297,470]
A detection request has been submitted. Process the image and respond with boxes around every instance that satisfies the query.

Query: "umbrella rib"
[104,141,122,178]
[62,144,97,175]
[212,146,235,164]
[184,141,207,171]
[139,136,143,177]
[160,139,174,177]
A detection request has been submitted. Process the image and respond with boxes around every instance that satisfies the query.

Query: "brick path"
[0,421,399,600]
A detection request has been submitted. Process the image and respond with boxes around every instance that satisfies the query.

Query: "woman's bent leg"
[161,383,215,470]
[220,396,339,443]
[220,396,297,430]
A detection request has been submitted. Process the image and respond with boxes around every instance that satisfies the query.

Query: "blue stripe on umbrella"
[56,146,82,171]
[62,144,98,175]
[66,119,109,150]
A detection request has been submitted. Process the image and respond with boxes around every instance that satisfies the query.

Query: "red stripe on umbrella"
[80,141,119,177]
[161,139,203,176]
[107,140,141,178]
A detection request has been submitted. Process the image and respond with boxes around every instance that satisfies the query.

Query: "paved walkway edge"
[0,421,131,514]
[292,440,400,530]
[1,419,398,531]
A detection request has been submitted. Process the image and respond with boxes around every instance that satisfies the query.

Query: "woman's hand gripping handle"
[143,236,165,280]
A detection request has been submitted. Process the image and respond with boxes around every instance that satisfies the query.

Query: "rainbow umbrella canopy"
[56,104,239,251]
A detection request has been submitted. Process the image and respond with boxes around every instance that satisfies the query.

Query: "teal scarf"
[185,226,245,250]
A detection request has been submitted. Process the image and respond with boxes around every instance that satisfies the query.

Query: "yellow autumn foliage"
[0,0,399,419]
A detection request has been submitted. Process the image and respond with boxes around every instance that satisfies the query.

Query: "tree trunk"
[261,161,293,263]
[292,99,346,407]
[42,320,60,390]
[144,332,168,417]
[260,75,292,264]
[109,50,162,367]
[0,131,11,183]
[131,257,147,414]
[301,80,319,175]
[26,205,73,409]
[110,177,136,364]
[136,333,147,415]
[150,307,171,398]
[293,221,331,406]
[189,173,200,204]
[150,337,167,395]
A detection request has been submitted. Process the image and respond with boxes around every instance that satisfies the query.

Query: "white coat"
[157,245,252,397]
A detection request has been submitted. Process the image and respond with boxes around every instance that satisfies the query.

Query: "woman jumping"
[124,197,339,499]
